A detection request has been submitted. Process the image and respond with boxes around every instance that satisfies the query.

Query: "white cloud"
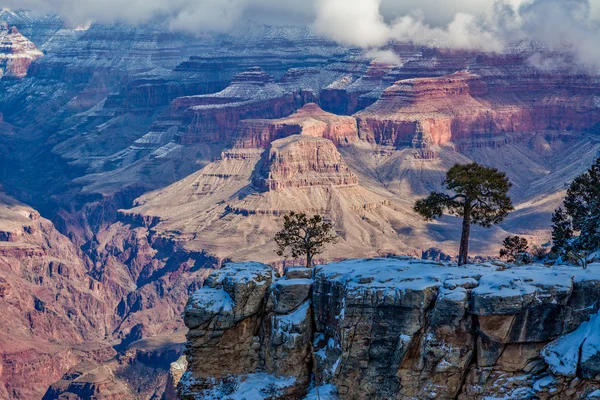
[2,0,600,69]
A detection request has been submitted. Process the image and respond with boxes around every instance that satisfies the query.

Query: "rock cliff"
[356,70,600,149]
[179,259,600,399]
[253,135,359,191]
[0,24,43,78]
[233,103,359,148]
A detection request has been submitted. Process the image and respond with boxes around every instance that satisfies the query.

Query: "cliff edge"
[176,258,600,399]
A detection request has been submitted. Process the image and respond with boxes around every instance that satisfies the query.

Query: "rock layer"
[180,259,600,399]
[253,135,359,191]
[0,24,43,78]
[357,71,600,149]
[233,103,359,148]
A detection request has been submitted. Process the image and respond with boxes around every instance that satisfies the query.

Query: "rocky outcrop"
[0,24,43,78]
[356,70,600,149]
[0,192,119,399]
[233,103,359,148]
[43,361,131,400]
[179,263,312,399]
[172,68,316,145]
[253,135,359,191]
[120,138,406,265]
[180,259,600,399]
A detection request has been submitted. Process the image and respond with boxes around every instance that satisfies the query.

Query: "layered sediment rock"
[233,103,359,148]
[253,135,359,191]
[175,67,316,145]
[0,192,116,399]
[357,69,600,149]
[180,259,600,399]
[0,24,43,78]
[121,137,406,265]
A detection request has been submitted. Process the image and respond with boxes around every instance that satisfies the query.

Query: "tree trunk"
[306,249,312,268]
[458,202,472,265]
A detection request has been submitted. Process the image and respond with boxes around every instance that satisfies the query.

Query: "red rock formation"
[254,135,359,191]
[233,103,359,148]
[173,68,316,144]
[357,71,600,148]
[0,24,43,78]
[0,192,121,399]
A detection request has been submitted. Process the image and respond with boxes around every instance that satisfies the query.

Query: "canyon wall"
[0,24,43,78]
[178,259,600,399]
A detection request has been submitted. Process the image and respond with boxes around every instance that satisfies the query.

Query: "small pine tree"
[551,207,573,254]
[414,163,514,265]
[499,235,529,263]
[274,212,338,267]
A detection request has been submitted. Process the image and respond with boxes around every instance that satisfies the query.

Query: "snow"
[315,259,600,313]
[197,373,297,400]
[439,287,468,301]
[316,258,493,294]
[277,301,310,326]
[532,375,555,391]
[275,278,314,286]
[588,389,600,399]
[188,288,233,313]
[303,384,339,399]
[542,312,600,377]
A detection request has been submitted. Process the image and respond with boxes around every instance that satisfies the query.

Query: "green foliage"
[415,163,513,226]
[274,211,338,267]
[564,157,600,251]
[551,158,600,256]
[414,163,514,265]
[551,207,573,254]
[499,235,529,263]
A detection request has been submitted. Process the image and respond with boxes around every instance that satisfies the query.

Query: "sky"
[2,0,600,68]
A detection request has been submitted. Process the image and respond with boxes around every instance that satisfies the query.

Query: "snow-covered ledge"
[177,258,600,399]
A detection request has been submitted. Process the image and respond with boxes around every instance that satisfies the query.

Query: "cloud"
[2,0,600,69]
[313,0,390,48]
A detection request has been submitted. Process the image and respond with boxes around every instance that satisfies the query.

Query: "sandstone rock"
[233,103,359,148]
[267,279,313,314]
[284,267,313,280]
[356,70,600,151]
[254,135,359,191]
[0,25,43,78]
[42,361,131,400]
[180,262,315,399]
[180,258,600,400]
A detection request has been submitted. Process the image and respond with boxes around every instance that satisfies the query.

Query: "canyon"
[0,9,600,399]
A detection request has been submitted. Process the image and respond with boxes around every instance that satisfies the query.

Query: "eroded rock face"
[181,259,600,400]
[254,135,359,191]
[180,262,312,399]
[356,71,600,149]
[0,24,43,78]
[233,103,359,148]
[174,68,317,145]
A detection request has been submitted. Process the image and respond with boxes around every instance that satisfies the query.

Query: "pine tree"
[563,158,600,251]
[551,207,573,254]
[499,235,529,263]
[552,158,600,255]
[274,212,338,267]
[414,163,513,265]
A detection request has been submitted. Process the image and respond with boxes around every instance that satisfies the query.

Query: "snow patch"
[542,312,600,377]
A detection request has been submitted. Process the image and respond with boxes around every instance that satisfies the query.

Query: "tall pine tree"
[551,208,573,254]
[414,163,513,265]
[552,158,600,254]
